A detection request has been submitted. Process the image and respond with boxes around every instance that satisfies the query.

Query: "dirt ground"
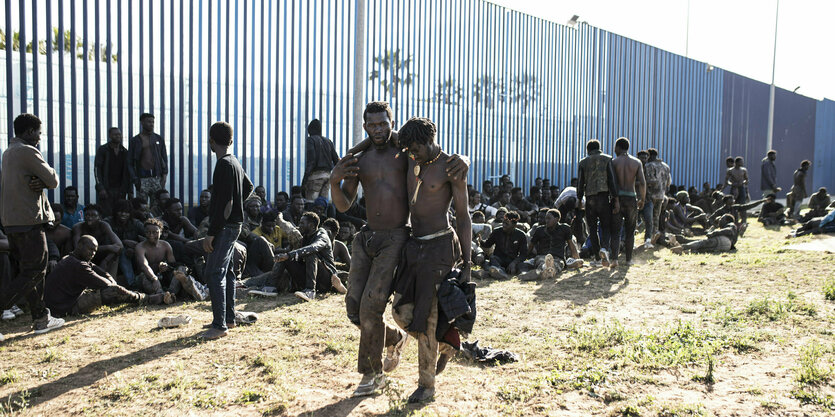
[1,222,834,416]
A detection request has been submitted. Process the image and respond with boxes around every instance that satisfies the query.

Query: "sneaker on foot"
[0,332,4,342]
[541,267,558,280]
[163,292,176,305]
[383,330,409,372]
[651,232,662,245]
[488,266,509,280]
[566,257,583,269]
[157,314,192,328]
[408,386,436,403]
[331,274,348,294]
[294,289,316,302]
[543,254,555,272]
[199,327,228,340]
[33,313,65,335]
[670,245,683,255]
[644,238,654,249]
[2,310,14,321]
[10,305,23,317]
[352,373,386,397]
[517,269,539,281]
[599,248,610,267]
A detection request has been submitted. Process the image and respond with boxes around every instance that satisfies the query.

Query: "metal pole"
[351,0,367,145]
[685,0,690,57]
[766,0,779,151]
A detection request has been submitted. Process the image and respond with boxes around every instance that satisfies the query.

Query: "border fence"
[1,0,832,208]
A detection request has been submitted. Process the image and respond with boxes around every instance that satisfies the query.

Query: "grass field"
[1,222,834,416]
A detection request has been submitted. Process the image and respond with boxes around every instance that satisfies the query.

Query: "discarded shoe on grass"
[157,314,192,329]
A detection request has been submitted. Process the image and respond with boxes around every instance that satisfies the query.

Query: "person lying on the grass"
[670,214,738,254]
[44,235,174,316]
[787,206,835,238]
[135,217,208,301]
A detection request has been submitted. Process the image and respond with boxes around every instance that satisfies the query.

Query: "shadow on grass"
[533,266,630,305]
[0,333,201,409]
[301,395,366,417]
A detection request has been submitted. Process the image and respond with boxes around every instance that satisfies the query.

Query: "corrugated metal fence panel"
[603,33,724,188]
[0,0,830,205]
[771,87,816,194]
[813,99,835,191]
[721,71,818,197]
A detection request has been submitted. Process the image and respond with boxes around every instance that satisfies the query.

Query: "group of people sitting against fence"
[1,111,833,337]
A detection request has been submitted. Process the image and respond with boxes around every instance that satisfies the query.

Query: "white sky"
[488,0,835,101]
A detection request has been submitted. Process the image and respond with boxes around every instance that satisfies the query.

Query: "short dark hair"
[301,211,321,228]
[108,126,121,134]
[511,187,522,194]
[398,117,437,149]
[767,150,776,156]
[64,186,78,196]
[144,217,164,229]
[722,195,734,203]
[586,139,601,152]
[13,113,41,135]
[725,156,734,163]
[546,208,561,221]
[818,187,827,194]
[154,189,170,200]
[636,150,648,157]
[261,210,278,223]
[496,207,508,215]
[209,121,234,146]
[472,210,485,220]
[801,160,811,167]
[51,202,64,213]
[290,186,304,198]
[140,113,154,121]
[734,156,743,163]
[84,204,102,215]
[308,119,322,136]
[648,148,658,158]
[163,198,181,210]
[530,186,540,195]
[276,191,289,200]
[615,137,630,151]
[766,193,776,199]
[322,218,340,235]
[363,101,393,122]
[505,211,521,222]
[549,185,559,192]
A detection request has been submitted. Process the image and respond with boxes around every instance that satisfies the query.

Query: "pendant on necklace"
[414,165,421,177]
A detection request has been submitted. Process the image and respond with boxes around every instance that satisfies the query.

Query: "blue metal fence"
[0,0,831,209]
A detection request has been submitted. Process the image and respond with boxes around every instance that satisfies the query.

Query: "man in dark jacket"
[275,212,344,301]
[577,139,619,265]
[302,119,339,201]
[95,127,131,217]
[128,113,168,208]
[760,150,780,198]
[787,160,811,219]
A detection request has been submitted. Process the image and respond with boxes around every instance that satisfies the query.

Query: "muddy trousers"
[392,295,454,389]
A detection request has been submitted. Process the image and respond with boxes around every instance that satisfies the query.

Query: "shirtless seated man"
[135,218,208,301]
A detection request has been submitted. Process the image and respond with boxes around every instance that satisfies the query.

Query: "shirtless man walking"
[331,102,467,397]
[331,102,413,397]
[611,137,646,266]
[389,117,472,403]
